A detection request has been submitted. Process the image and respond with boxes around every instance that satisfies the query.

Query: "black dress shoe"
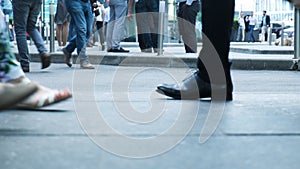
[110,47,129,53]
[156,72,233,101]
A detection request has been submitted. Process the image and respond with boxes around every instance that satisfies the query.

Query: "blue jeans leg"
[86,8,94,43]
[65,0,92,61]
[13,0,47,67]
[248,25,255,42]
[68,18,75,42]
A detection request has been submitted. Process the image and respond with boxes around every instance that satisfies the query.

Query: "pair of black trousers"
[177,0,200,53]
[197,0,234,87]
[135,0,159,50]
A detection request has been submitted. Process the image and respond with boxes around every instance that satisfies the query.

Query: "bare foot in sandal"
[8,76,72,109]
[16,85,72,109]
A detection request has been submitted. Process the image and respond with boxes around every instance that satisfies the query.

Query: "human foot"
[16,85,72,109]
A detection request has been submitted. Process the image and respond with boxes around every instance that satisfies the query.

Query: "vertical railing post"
[41,0,45,39]
[280,21,285,46]
[268,24,272,45]
[291,7,300,70]
[45,23,49,45]
[157,0,165,55]
[49,2,55,52]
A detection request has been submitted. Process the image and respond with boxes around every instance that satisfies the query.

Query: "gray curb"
[14,52,296,70]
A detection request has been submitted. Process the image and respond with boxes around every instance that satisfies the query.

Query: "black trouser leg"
[177,1,200,53]
[135,0,159,50]
[147,0,159,49]
[197,0,234,88]
[135,1,148,50]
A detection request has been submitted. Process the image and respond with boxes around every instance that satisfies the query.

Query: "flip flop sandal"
[16,88,72,109]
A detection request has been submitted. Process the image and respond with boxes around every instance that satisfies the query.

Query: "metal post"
[157,0,165,55]
[49,2,55,52]
[41,0,45,39]
[38,18,42,34]
[268,24,272,45]
[45,23,49,45]
[291,8,300,70]
[280,21,285,46]
[173,0,176,41]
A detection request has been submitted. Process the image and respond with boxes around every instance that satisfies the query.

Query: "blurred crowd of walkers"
[1,0,202,57]
[236,10,271,43]
[0,0,200,110]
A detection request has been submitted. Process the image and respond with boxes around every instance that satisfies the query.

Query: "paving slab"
[1,136,300,169]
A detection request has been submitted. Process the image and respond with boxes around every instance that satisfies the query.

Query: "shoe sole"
[108,48,130,53]
[156,88,232,101]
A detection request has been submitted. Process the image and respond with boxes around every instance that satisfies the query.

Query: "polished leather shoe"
[118,47,129,53]
[109,47,129,53]
[156,72,233,101]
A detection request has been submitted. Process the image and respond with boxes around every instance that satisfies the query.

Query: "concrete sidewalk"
[11,41,297,70]
[1,63,300,169]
